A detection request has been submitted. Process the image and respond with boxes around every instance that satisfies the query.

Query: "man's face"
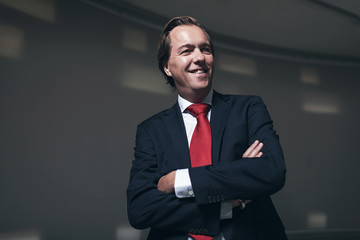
[164,25,214,100]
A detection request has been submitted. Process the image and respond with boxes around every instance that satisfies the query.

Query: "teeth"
[195,69,205,74]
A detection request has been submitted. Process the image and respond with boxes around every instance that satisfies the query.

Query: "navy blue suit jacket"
[127,91,287,240]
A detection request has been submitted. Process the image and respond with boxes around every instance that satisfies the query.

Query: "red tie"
[187,103,213,240]
[187,103,212,168]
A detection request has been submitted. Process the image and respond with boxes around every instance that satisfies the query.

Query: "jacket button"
[216,195,221,202]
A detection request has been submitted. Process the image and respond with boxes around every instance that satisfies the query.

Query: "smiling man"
[127,16,287,240]
[163,24,214,103]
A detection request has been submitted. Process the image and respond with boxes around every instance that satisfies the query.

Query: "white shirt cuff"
[174,169,194,198]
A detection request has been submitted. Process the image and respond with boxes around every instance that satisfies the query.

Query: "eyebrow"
[178,44,195,50]
[177,42,211,51]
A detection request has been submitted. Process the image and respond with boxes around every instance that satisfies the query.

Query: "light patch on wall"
[307,211,327,229]
[301,67,320,85]
[116,225,142,240]
[217,53,257,76]
[302,92,341,114]
[0,229,41,240]
[0,0,56,22]
[0,24,24,59]
[120,62,170,95]
[121,28,148,52]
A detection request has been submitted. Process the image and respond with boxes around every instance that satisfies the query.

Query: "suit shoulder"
[137,105,176,129]
[219,93,264,104]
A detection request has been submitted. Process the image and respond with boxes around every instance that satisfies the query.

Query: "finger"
[243,140,259,157]
[248,142,263,158]
[256,152,263,158]
[253,142,264,156]
[256,142,264,152]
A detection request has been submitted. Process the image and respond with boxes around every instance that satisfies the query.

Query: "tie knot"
[187,103,211,117]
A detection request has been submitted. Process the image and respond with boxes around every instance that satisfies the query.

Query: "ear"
[163,65,172,77]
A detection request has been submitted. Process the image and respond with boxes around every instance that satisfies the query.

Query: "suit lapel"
[210,91,232,163]
[161,92,231,168]
[162,103,192,169]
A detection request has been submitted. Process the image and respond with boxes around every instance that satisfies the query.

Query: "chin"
[195,78,211,86]
[193,83,211,92]
[191,82,208,89]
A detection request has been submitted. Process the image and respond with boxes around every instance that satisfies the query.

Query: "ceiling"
[85,0,360,64]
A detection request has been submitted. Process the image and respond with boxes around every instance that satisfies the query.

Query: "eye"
[180,49,191,55]
[201,46,212,54]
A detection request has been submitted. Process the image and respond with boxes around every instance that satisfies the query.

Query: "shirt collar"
[178,90,213,113]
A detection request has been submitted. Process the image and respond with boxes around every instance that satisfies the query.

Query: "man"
[127,16,287,240]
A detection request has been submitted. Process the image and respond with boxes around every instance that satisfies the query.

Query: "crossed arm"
[127,96,286,231]
[157,140,264,202]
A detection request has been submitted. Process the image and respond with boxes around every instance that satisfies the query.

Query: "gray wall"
[1,1,359,239]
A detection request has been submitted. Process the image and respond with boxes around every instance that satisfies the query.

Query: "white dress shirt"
[174,90,230,240]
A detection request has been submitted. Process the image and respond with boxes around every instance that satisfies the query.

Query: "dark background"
[1,1,360,239]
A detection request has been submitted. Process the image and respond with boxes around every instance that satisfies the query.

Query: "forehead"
[168,25,210,47]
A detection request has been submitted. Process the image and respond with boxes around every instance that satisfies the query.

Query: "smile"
[189,69,207,74]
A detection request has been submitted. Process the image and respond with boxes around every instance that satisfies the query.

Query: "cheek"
[168,57,191,74]
[206,56,214,66]
[179,58,190,69]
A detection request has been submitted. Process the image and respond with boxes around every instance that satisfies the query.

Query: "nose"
[193,48,205,62]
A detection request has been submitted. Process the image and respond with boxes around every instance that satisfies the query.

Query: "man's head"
[157,16,214,101]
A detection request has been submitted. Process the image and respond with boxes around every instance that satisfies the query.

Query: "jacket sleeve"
[126,124,220,235]
[189,96,286,205]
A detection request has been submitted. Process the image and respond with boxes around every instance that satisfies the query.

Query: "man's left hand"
[157,170,176,193]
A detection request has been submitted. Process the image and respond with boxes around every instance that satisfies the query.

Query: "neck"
[179,88,211,103]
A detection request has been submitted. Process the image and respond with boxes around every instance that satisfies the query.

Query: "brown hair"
[157,16,214,89]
